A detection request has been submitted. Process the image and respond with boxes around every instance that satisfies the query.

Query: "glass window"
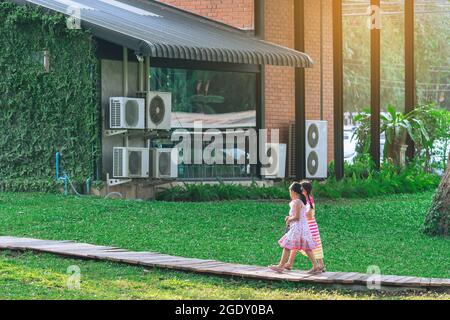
[150,68,257,129]
[415,0,450,110]
[343,0,371,163]
[415,0,450,170]
[381,0,405,112]
[342,0,450,167]
[150,67,258,179]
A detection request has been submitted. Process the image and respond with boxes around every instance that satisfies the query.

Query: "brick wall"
[157,0,335,163]
[304,0,335,163]
[322,0,335,164]
[263,0,334,163]
[263,0,295,145]
[158,0,254,29]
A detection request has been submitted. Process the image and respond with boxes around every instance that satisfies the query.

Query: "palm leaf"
[387,105,397,121]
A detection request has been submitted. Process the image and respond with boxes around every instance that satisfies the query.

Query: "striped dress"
[299,196,324,260]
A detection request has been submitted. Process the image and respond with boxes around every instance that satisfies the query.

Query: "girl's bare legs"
[284,250,319,273]
[269,249,291,272]
[317,258,326,271]
[284,250,298,269]
[278,249,291,267]
[305,250,319,273]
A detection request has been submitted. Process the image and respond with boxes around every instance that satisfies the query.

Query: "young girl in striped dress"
[269,182,319,274]
[285,180,326,273]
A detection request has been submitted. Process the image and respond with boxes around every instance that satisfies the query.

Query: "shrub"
[156,158,440,202]
[156,182,289,202]
[0,178,58,193]
[313,159,440,200]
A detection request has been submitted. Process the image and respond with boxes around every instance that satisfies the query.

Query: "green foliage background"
[343,0,450,112]
[0,2,100,191]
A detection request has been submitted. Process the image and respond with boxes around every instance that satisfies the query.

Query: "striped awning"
[15,0,314,68]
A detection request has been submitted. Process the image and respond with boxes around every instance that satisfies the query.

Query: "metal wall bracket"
[105,130,128,137]
[106,173,131,187]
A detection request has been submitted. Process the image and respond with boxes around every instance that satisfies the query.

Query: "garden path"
[1,236,448,291]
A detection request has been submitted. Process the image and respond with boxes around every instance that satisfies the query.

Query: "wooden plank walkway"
[1,236,449,291]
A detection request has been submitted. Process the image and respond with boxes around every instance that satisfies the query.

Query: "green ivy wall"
[0,2,100,191]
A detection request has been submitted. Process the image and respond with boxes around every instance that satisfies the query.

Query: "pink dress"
[278,199,317,251]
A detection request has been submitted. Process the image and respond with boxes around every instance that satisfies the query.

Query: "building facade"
[159,0,335,163]
[1,0,337,199]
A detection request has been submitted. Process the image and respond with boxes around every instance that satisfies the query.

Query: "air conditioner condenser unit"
[113,147,149,178]
[305,120,328,179]
[109,97,145,130]
[151,148,178,179]
[145,92,172,130]
[261,143,287,179]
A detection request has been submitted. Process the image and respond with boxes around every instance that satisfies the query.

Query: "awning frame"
[14,0,314,68]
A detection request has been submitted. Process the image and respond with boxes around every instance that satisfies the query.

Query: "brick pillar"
[304,0,335,163]
[263,0,295,144]
[322,0,335,164]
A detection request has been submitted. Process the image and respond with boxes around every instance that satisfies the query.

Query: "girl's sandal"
[307,268,322,275]
[283,264,293,271]
[268,265,284,273]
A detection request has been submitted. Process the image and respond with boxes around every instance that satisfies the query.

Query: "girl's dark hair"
[300,180,314,209]
[289,182,307,205]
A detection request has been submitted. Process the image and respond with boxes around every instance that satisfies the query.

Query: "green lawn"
[0,191,448,299]
[1,251,448,300]
[0,193,450,299]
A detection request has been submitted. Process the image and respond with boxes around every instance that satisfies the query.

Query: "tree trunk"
[424,155,450,236]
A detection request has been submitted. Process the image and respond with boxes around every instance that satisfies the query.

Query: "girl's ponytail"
[300,180,314,209]
[307,195,314,209]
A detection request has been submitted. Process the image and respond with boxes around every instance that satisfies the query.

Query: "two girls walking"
[269,181,325,275]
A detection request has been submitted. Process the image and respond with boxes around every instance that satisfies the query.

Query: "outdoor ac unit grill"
[113,147,149,178]
[261,143,287,179]
[142,91,172,130]
[305,121,328,179]
[151,148,178,179]
[109,97,145,130]
[288,121,328,179]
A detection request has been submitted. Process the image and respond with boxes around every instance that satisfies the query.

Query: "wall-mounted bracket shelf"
[106,173,131,187]
[105,130,128,137]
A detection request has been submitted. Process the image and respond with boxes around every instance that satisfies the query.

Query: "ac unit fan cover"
[125,100,140,127]
[158,152,171,176]
[128,151,142,176]
[149,96,166,125]
[307,151,319,176]
[307,123,320,148]
[262,146,274,168]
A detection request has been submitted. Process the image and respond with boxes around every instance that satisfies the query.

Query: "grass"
[0,191,448,278]
[0,191,448,299]
[0,251,448,300]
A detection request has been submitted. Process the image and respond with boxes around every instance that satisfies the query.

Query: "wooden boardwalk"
[1,236,449,291]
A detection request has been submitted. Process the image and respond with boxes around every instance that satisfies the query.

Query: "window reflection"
[150,68,257,128]
[150,67,257,179]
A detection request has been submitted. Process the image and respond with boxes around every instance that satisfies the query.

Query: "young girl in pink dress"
[285,180,326,273]
[269,182,319,274]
